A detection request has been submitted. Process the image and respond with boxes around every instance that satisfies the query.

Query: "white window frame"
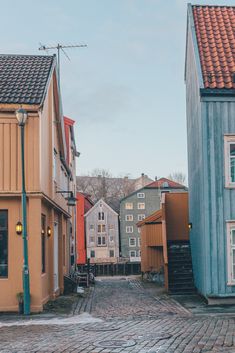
[125,214,133,221]
[129,250,136,257]
[125,202,133,210]
[138,237,141,247]
[227,221,235,284]
[224,135,235,187]
[137,192,145,198]
[138,227,141,233]
[138,214,145,221]
[137,202,145,210]
[126,226,133,233]
[89,235,95,244]
[129,237,136,247]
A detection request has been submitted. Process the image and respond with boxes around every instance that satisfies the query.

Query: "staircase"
[168,241,196,294]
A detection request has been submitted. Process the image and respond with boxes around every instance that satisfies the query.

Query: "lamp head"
[16,108,28,126]
[16,221,23,235]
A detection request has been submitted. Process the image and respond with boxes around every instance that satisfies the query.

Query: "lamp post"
[16,108,30,315]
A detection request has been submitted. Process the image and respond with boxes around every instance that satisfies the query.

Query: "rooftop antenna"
[38,43,87,87]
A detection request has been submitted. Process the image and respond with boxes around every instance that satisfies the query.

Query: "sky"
[1,0,235,180]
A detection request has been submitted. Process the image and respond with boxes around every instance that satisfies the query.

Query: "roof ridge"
[192,4,235,8]
[0,53,55,58]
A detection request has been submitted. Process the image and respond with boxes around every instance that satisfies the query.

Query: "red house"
[76,192,93,264]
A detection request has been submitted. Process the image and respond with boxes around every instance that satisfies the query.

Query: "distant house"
[85,199,119,263]
[76,192,93,265]
[120,178,187,262]
[137,193,194,293]
[0,55,78,312]
[185,4,235,303]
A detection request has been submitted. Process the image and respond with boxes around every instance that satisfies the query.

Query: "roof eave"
[200,88,235,97]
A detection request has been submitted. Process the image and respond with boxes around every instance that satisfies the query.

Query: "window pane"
[232,229,235,245]
[0,211,8,277]
[231,158,235,182]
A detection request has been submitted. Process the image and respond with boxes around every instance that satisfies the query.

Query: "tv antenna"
[39,43,87,87]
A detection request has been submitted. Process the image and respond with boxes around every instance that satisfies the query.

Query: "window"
[162,182,169,188]
[98,224,106,233]
[98,212,104,220]
[138,250,141,257]
[109,235,114,242]
[227,222,235,283]
[110,250,114,257]
[225,136,235,186]
[129,237,136,247]
[89,224,94,230]
[97,236,106,246]
[129,250,136,258]
[138,238,141,247]
[137,193,145,198]
[53,149,57,180]
[0,211,8,277]
[138,214,145,221]
[41,215,46,273]
[125,202,133,210]
[90,236,95,243]
[109,224,114,230]
[126,226,133,233]
[90,250,95,258]
[138,203,145,210]
[125,214,133,221]
[138,228,141,233]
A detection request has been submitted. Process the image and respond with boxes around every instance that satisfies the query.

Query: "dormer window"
[162,182,169,188]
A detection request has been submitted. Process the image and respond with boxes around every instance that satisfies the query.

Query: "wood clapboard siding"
[0,117,40,192]
[145,224,163,247]
[141,224,164,272]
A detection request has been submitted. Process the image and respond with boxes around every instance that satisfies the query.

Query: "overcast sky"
[1,0,235,180]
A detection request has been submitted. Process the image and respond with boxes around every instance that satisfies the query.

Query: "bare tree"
[168,172,186,185]
[77,169,136,212]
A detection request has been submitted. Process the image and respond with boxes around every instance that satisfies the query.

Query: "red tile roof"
[145,177,185,189]
[192,5,235,89]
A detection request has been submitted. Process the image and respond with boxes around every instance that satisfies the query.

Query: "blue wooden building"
[185,4,235,303]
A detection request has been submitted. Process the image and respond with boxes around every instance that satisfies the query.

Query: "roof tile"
[192,5,235,89]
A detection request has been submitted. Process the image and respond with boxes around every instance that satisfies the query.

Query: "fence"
[77,262,141,277]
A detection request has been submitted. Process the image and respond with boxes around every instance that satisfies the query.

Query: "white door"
[54,222,59,291]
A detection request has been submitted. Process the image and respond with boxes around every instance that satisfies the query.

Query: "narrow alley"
[1,277,235,353]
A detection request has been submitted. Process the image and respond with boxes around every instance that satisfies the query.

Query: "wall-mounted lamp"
[56,190,77,207]
[188,222,192,230]
[16,221,23,235]
[47,226,52,237]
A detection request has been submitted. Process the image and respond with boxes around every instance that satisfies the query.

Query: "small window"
[125,202,133,210]
[41,214,46,274]
[90,236,95,243]
[125,214,133,221]
[90,250,95,258]
[137,193,145,198]
[109,235,114,242]
[126,226,133,233]
[138,214,145,221]
[138,238,141,247]
[137,203,145,210]
[98,212,104,220]
[102,236,106,245]
[129,250,136,257]
[89,224,94,230]
[0,210,8,278]
[138,228,141,233]
[109,224,114,230]
[98,236,102,245]
[98,224,106,233]
[225,136,235,187]
[129,237,136,246]
[110,250,114,257]
[162,181,169,188]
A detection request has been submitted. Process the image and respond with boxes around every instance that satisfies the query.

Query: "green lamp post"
[16,108,30,315]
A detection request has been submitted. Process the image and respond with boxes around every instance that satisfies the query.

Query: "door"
[54,222,59,291]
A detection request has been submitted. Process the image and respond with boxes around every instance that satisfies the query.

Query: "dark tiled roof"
[192,5,235,89]
[0,54,55,104]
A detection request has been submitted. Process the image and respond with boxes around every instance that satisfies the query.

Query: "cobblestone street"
[1,277,235,352]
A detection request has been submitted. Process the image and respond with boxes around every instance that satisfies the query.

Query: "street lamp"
[16,108,30,315]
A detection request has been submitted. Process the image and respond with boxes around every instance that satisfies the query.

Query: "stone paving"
[1,276,235,352]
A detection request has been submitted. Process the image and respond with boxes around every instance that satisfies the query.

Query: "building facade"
[0,54,78,312]
[76,192,93,265]
[185,4,235,302]
[85,199,119,263]
[120,178,187,262]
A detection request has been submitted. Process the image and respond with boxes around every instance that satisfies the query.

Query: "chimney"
[141,173,145,177]
[155,176,158,181]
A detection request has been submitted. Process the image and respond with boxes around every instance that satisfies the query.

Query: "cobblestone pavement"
[1,276,235,352]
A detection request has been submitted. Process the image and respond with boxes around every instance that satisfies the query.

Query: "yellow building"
[0,54,78,312]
